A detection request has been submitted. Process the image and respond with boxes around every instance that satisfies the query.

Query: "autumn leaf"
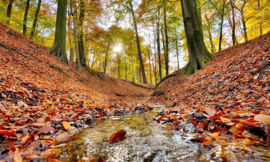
[207,132,220,138]
[254,114,270,124]
[109,130,127,143]
[37,126,54,134]
[205,107,216,117]
[61,121,70,130]
[13,148,22,162]
[55,132,69,143]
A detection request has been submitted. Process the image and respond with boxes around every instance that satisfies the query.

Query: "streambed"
[58,105,270,162]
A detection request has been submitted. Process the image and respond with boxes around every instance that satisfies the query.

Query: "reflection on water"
[59,105,270,162]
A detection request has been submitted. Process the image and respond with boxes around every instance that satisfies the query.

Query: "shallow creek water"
[58,105,270,162]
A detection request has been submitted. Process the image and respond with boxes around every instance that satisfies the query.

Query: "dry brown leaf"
[21,134,30,144]
[205,107,216,117]
[55,132,69,143]
[13,148,22,162]
[220,117,235,126]
[254,114,270,124]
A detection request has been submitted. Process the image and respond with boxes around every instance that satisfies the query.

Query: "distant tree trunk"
[23,0,31,36]
[203,13,215,53]
[180,0,212,75]
[70,0,81,69]
[153,25,157,85]
[241,12,247,41]
[78,0,86,66]
[6,0,15,25]
[148,47,152,84]
[68,9,75,62]
[161,28,166,58]
[117,52,120,79]
[218,0,225,51]
[230,0,237,45]
[258,0,263,35]
[30,0,42,39]
[174,28,180,70]
[129,1,147,83]
[163,0,169,76]
[156,13,162,82]
[50,0,68,65]
[103,41,110,74]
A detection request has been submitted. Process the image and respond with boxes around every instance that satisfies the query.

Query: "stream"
[58,105,270,162]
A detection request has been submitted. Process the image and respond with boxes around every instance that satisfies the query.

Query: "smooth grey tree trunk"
[180,0,212,75]
[50,0,68,65]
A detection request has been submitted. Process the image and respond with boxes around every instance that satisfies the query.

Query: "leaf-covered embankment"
[150,31,270,160]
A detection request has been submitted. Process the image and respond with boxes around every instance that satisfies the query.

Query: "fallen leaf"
[13,148,22,162]
[55,132,69,143]
[109,129,127,143]
[254,114,270,124]
[205,107,216,117]
[207,132,220,138]
[61,121,70,130]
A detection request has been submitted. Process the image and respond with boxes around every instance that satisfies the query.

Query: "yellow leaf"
[46,101,52,105]
[207,132,220,138]
[254,114,270,124]
[61,121,71,130]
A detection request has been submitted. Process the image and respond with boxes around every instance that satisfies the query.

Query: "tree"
[180,0,212,75]
[163,0,169,76]
[30,0,42,39]
[23,0,31,36]
[211,0,226,51]
[6,0,15,25]
[77,0,86,67]
[129,1,147,83]
[50,0,68,65]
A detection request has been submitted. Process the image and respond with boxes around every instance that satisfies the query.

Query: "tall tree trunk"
[241,12,247,42]
[203,13,215,53]
[78,0,86,66]
[230,0,237,45]
[163,0,169,76]
[180,0,212,75]
[70,0,81,69]
[153,24,157,85]
[148,47,152,84]
[103,41,110,74]
[6,0,15,25]
[23,0,30,36]
[30,0,42,39]
[174,28,180,70]
[218,0,225,51]
[50,0,68,65]
[129,1,147,83]
[258,0,263,35]
[156,14,162,82]
[68,9,75,62]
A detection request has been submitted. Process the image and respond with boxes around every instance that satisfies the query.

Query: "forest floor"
[0,22,270,161]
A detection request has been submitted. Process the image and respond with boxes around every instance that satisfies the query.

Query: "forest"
[0,0,270,161]
[1,0,269,83]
